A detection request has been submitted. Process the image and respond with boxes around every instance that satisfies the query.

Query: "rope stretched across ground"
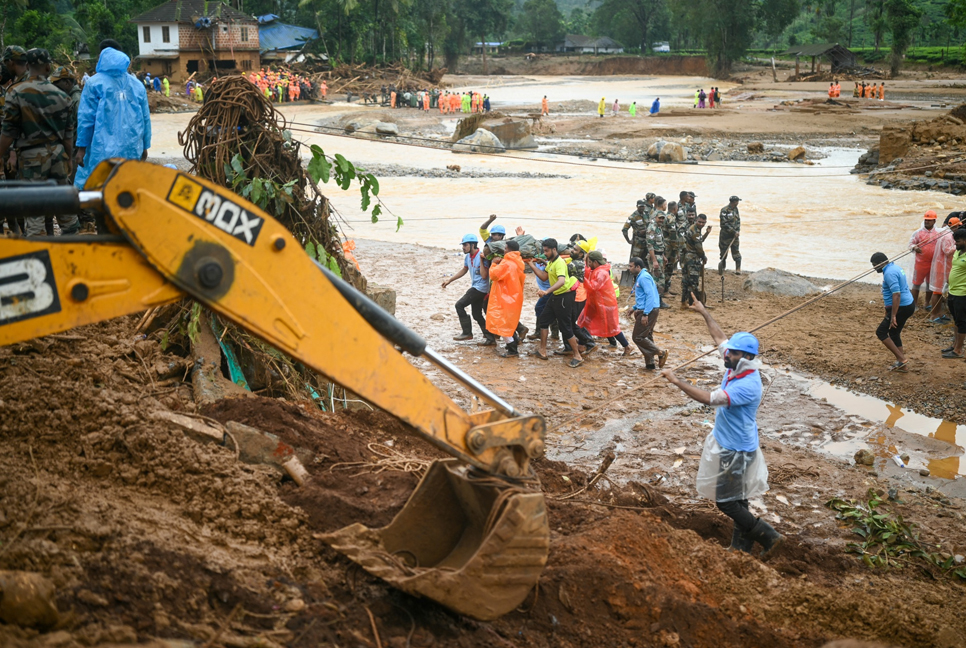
[549,227,954,433]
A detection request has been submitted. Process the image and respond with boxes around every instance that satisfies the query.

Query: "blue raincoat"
[74,48,152,189]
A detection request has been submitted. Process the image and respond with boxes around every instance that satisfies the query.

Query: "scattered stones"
[854,449,875,466]
[349,162,566,180]
[919,468,931,477]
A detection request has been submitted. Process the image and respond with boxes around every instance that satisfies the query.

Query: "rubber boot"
[502,341,519,357]
[735,262,741,276]
[718,258,726,275]
[747,518,784,559]
[728,526,754,554]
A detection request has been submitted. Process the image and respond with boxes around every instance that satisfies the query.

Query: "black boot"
[501,341,519,357]
[747,518,784,559]
[728,526,754,554]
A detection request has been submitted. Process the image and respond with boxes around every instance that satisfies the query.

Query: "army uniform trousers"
[20,142,79,236]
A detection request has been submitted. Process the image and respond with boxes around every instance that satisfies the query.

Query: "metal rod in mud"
[423,347,519,417]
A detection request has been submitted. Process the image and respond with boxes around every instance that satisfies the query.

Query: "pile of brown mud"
[2,315,965,648]
[148,92,197,113]
[855,103,966,195]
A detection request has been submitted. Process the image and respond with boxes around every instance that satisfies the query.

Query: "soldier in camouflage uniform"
[1,46,28,108]
[679,190,697,224]
[681,213,712,305]
[646,198,670,307]
[0,48,80,236]
[622,199,649,261]
[1,46,28,182]
[49,67,80,136]
[663,200,687,294]
[718,195,742,275]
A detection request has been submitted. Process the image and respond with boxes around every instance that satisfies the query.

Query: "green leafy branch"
[307,144,403,232]
[826,489,966,580]
[224,154,298,219]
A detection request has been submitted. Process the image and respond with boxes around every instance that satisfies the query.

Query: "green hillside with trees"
[0,0,963,76]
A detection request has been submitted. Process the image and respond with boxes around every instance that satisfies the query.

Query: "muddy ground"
[2,236,965,648]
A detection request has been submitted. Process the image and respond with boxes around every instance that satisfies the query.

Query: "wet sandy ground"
[354,238,966,552]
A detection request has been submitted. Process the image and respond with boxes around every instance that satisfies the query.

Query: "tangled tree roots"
[167,75,367,403]
[179,75,359,285]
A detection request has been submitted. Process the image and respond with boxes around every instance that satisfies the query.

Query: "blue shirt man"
[629,257,666,369]
[661,301,782,557]
[879,262,914,307]
[633,266,660,313]
[871,252,914,370]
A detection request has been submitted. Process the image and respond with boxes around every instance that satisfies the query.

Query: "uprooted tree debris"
[305,62,447,98]
[148,75,373,403]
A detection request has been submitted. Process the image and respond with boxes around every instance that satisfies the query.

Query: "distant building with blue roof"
[257,14,319,61]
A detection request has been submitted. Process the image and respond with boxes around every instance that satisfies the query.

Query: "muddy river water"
[151,76,960,282]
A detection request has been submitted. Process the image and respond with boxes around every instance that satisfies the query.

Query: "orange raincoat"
[577,263,621,337]
[485,251,525,337]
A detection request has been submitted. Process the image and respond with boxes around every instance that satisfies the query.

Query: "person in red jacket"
[579,251,633,356]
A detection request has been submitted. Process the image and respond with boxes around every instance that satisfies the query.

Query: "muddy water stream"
[309,138,954,282]
[150,83,957,282]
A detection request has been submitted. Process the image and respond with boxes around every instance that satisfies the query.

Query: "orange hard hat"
[924,210,937,220]
[950,217,962,226]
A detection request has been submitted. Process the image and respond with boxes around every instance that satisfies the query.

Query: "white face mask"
[732,355,762,374]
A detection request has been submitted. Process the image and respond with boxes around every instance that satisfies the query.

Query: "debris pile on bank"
[307,62,446,98]
[855,104,966,195]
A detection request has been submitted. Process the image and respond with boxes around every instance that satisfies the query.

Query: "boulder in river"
[485,120,537,149]
[453,128,506,154]
[374,122,399,136]
[646,141,666,159]
[743,268,821,297]
[788,146,807,160]
[658,142,686,163]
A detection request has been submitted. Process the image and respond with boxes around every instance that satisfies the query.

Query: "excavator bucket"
[320,459,549,620]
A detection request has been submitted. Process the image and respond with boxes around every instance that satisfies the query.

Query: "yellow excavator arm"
[0,161,548,620]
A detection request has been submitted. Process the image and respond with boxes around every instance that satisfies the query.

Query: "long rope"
[547,226,956,433]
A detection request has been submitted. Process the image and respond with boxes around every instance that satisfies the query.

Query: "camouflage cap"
[26,48,51,65]
[2,45,27,63]
[49,66,74,82]
[645,192,655,200]
[636,199,646,207]
[729,195,742,202]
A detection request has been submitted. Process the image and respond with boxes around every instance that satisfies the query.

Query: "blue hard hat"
[461,233,478,244]
[490,224,506,235]
[724,332,759,355]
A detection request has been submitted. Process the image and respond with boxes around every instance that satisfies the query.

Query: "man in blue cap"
[478,214,506,244]
[442,233,494,344]
[661,294,782,558]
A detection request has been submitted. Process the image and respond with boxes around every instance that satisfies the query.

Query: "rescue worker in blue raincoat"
[73,40,151,190]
